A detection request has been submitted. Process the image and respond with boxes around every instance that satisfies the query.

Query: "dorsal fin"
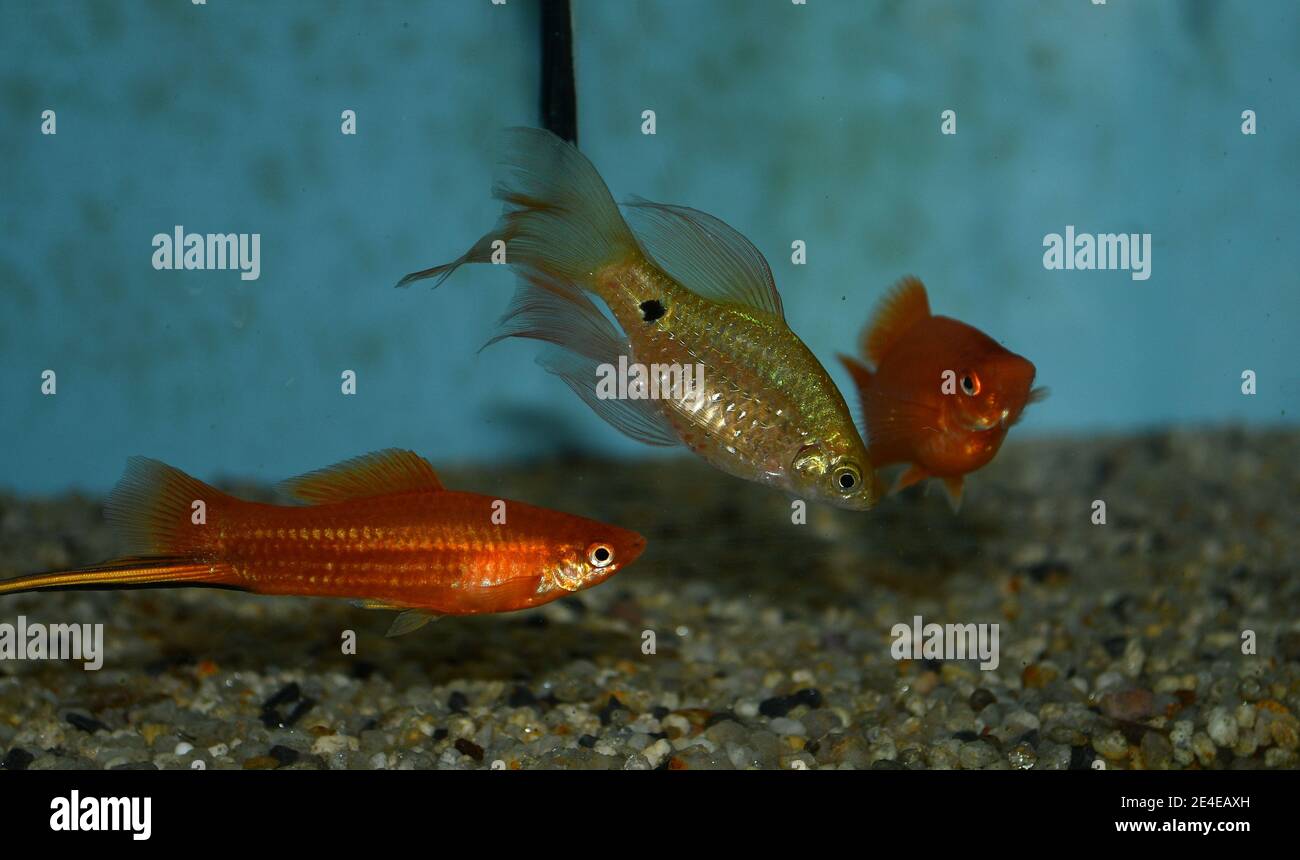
[623,197,784,318]
[860,276,931,367]
[105,457,234,555]
[280,450,444,505]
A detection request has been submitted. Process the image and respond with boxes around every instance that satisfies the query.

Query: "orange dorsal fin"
[861,276,931,367]
[105,457,233,556]
[281,449,444,505]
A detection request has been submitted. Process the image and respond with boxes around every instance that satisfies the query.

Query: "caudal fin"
[396,128,641,290]
[0,557,232,596]
[0,458,241,597]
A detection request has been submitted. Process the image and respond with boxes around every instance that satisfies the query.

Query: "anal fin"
[386,609,438,638]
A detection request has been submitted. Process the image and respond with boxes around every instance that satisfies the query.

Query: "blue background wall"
[1,0,1296,493]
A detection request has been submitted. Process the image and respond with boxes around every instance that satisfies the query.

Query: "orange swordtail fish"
[0,450,646,636]
[838,277,1047,511]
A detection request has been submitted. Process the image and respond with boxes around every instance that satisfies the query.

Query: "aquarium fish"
[398,128,878,510]
[0,450,644,636]
[837,277,1045,510]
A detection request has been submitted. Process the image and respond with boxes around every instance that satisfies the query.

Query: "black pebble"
[262,682,301,710]
[260,683,314,729]
[448,691,469,713]
[952,730,979,742]
[268,745,300,767]
[2,748,34,770]
[1069,745,1096,770]
[1101,636,1127,658]
[1026,560,1071,582]
[578,734,598,749]
[793,688,823,709]
[651,706,670,720]
[432,728,448,741]
[454,738,484,761]
[968,688,997,712]
[508,685,538,709]
[143,652,195,677]
[761,688,823,718]
[65,713,108,734]
[282,698,316,728]
[350,661,377,680]
[704,711,741,728]
[597,695,627,726]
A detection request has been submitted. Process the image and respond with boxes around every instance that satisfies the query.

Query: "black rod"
[539,0,578,146]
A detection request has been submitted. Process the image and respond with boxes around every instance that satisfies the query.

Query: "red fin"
[837,354,873,392]
[941,476,965,513]
[837,354,873,437]
[0,557,234,595]
[891,464,930,494]
[105,458,232,556]
[281,449,444,505]
[861,276,931,367]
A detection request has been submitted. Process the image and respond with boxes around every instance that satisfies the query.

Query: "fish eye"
[832,463,861,493]
[961,373,981,396]
[587,543,614,568]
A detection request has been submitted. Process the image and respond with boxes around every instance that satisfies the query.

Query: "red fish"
[838,277,1045,509]
[0,450,645,635]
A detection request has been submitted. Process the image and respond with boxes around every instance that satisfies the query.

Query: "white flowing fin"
[482,273,624,364]
[623,196,783,318]
[397,128,640,290]
[537,348,680,447]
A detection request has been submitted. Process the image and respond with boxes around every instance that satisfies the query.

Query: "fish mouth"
[963,409,1010,432]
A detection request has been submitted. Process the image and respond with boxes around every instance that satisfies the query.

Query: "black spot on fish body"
[640,299,666,322]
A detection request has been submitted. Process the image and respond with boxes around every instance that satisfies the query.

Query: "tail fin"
[1,457,242,597]
[396,128,641,290]
[0,557,232,596]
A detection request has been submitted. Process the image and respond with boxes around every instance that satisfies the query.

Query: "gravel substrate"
[1,427,1297,770]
